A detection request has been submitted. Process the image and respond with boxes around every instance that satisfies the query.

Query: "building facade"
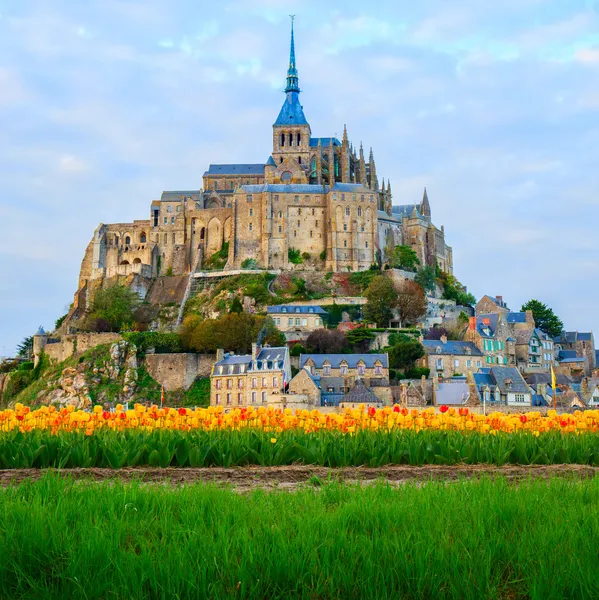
[267,305,327,340]
[70,21,453,317]
[420,337,484,377]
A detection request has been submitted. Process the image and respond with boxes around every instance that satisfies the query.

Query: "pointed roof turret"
[421,186,431,219]
[274,16,308,126]
[342,124,348,146]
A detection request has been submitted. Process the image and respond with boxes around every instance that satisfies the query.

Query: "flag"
[551,366,557,391]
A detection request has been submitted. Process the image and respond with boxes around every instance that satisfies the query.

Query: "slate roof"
[300,354,388,369]
[378,210,400,223]
[239,183,369,194]
[554,331,594,344]
[274,91,308,125]
[160,190,201,202]
[525,372,573,386]
[204,164,265,176]
[267,305,327,315]
[436,382,470,405]
[532,394,549,407]
[309,137,341,147]
[341,380,380,404]
[391,204,422,219]
[213,347,288,375]
[473,314,500,338]
[559,350,578,359]
[506,312,527,324]
[487,296,508,308]
[473,367,530,395]
[559,357,586,364]
[422,340,482,356]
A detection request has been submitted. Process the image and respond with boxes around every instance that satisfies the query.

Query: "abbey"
[75,21,452,306]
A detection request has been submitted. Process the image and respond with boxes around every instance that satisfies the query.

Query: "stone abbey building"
[75,21,453,308]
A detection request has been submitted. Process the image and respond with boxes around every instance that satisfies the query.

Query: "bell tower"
[272,16,311,173]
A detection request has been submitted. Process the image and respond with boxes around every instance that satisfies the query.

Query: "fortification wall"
[144,353,214,391]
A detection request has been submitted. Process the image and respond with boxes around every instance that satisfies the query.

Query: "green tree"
[229,296,243,313]
[389,245,420,271]
[521,299,564,338]
[16,335,34,358]
[388,339,425,373]
[290,343,306,357]
[86,284,140,332]
[414,265,436,294]
[345,327,376,352]
[439,273,476,307]
[363,276,396,327]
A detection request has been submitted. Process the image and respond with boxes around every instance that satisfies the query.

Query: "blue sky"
[1,0,598,355]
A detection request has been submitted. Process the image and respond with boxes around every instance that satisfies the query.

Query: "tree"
[363,275,396,327]
[16,335,34,358]
[86,284,140,332]
[425,326,450,341]
[388,339,425,373]
[521,299,564,338]
[345,327,376,352]
[414,265,436,294]
[229,296,243,313]
[305,329,348,354]
[439,273,476,307]
[395,280,427,326]
[290,343,306,357]
[389,245,420,271]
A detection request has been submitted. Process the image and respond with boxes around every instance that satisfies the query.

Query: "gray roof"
[559,357,586,364]
[300,353,388,369]
[239,183,370,194]
[555,331,594,344]
[160,190,201,202]
[213,346,288,374]
[377,210,400,223]
[392,204,422,219]
[436,382,470,405]
[274,91,308,125]
[473,366,530,394]
[558,350,579,360]
[422,340,482,356]
[204,164,265,176]
[341,380,380,404]
[267,305,327,315]
[474,313,500,338]
[309,137,341,147]
[506,312,527,324]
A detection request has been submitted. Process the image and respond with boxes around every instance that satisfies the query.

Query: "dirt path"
[0,464,596,491]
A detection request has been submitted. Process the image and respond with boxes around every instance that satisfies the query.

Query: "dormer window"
[357,363,365,376]
[436,346,442,353]
[323,362,331,376]
[282,307,287,313]
[219,366,224,374]
[505,379,512,389]
[309,308,313,313]
[465,347,471,356]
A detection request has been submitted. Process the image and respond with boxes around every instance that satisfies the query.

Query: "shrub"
[305,329,348,354]
[320,250,327,261]
[301,252,311,261]
[121,332,183,354]
[405,367,430,379]
[241,258,258,270]
[17,362,34,372]
[86,284,140,333]
[288,248,303,265]
[389,368,397,380]
[54,314,68,330]
[290,343,306,357]
[165,266,174,277]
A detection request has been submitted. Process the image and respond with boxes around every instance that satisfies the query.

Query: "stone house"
[580,378,599,407]
[299,353,391,406]
[419,336,483,377]
[556,350,587,378]
[554,331,596,376]
[475,295,509,316]
[463,315,512,367]
[514,327,554,373]
[471,367,533,407]
[267,305,327,342]
[210,343,291,407]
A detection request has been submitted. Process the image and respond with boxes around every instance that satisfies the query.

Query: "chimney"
[440,334,448,344]
[525,310,535,327]
[252,343,259,362]
[582,377,589,397]
[482,318,491,326]
[216,349,224,363]
[537,383,547,397]
[496,295,503,304]
[469,317,477,331]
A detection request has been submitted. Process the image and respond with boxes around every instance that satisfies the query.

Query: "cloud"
[59,154,89,173]
[575,47,599,63]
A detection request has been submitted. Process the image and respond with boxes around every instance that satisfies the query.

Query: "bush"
[17,362,34,372]
[320,250,327,261]
[241,258,259,270]
[288,248,303,265]
[290,343,306,357]
[305,329,348,354]
[389,368,397,381]
[301,252,311,261]
[121,332,183,354]
[86,284,140,333]
[405,367,430,379]
[54,314,68,330]
[349,269,380,292]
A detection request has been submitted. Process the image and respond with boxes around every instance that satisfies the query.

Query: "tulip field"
[1,403,599,468]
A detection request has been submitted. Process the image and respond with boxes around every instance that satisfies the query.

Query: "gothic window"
[294,195,299,202]
[297,220,300,227]
[278,211,282,218]
[281,171,292,182]
[298,156,302,164]
[310,231,313,238]
[297,133,301,146]
[298,208,301,215]
[361,225,365,232]
[343,224,347,231]
[171,217,175,225]
[281,133,285,147]
[280,158,283,164]
[163,217,167,225]
[167,206,172,213]
[249,208,253,217]
[312,208,315,216]
[140,232,147,244]
[315,220,319,227]
[341,194,345,201]
[358,207,362,217]
[294,230,297,237]
[125,236,131,246]
[249,223,253,232]
[274,195,279,202]
[247,195,253,202]
[365,242,368,248]
[200,227,205,240]
[345,207,350,217]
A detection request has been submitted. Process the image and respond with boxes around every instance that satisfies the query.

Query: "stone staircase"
[175,246,203,326]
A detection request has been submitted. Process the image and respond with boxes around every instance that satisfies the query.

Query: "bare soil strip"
[0,464,597,490]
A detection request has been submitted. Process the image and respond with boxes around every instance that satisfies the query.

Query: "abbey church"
[75,21,453,306]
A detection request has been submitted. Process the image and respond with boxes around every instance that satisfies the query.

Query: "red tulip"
[393,405,400,413]
[368,407,376,417]
[439,405,449,413]
[178,407,187,416]
[520,415,527,424]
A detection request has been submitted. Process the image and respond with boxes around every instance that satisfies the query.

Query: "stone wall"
[36,332,123,366]
[145,353,215,391]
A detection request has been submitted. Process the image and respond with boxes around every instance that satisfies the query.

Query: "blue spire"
[285,16,300,93]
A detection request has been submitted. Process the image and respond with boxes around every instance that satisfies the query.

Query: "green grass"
[3,429,599,469]
[1,475,599,599]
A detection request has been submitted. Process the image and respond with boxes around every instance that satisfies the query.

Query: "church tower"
[272,17,311,174]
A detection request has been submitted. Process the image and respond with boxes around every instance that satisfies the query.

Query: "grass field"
[2,428,599,469]
[1,475,599,599]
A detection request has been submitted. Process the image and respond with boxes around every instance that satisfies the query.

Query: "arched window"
[200,227,205,240]
[280,157,283,164]
[281,133,285,147]
[345,207,350,217]
[297,133,301,146]
[288,132,293,146]
[357,207,362,217]
[133,258,142,264]
[140,232,147,244]
[281,171,292,182]
[298,156,302,164]
[120,260,129,266]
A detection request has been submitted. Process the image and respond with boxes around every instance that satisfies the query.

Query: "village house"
[210,343,291,407]
[556,350,587,378]
[475,295,510,316]
[419,336,483,377]
[299,353,391,405]
[554,331,596,376]
[470,367,534,407]
[266,305,327,341]
[463,315,512,367]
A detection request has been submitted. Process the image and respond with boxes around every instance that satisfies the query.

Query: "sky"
[1,0,598,356]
